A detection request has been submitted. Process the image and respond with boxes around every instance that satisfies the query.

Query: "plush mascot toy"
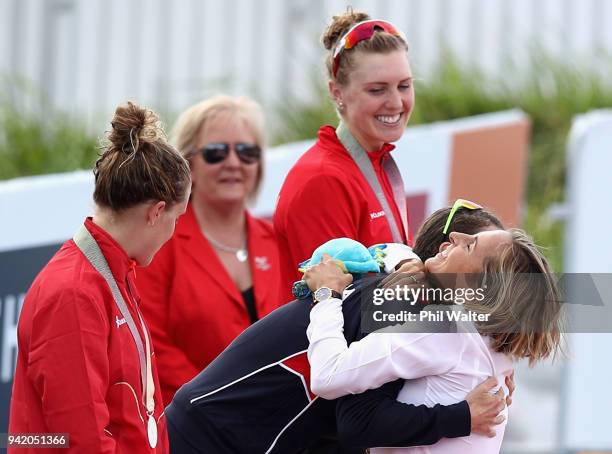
[292,238,419,299]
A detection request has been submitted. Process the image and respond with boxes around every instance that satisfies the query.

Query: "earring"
[337,100,344,111]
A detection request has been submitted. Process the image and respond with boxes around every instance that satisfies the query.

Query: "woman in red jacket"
[9,102,191,453]
[274,9,416,299]
[137,95,281,405]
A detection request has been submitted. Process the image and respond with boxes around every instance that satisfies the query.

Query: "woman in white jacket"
[305,226,562,453]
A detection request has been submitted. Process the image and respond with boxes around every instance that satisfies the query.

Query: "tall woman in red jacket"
[137,95,281,405]
[9,102,192,453]
[274,9,416,298]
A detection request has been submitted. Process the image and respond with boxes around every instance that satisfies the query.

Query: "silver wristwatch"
[312,287,343,306]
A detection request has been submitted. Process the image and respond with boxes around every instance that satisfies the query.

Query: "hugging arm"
[335,380,470,448]
[306,298,458,399]
[307,295,507,440]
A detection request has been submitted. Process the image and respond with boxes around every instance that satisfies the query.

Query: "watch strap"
[311,288,343,307]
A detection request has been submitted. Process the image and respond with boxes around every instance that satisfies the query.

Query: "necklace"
[203,231,248,262]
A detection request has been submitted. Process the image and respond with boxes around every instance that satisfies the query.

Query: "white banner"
[561,110,612,451]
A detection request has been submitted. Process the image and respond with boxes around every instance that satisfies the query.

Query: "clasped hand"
[303,254,353,294]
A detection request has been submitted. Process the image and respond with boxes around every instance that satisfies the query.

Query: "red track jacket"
[137,202,282,405]
[274,125,411,300]
[9,218,168,454]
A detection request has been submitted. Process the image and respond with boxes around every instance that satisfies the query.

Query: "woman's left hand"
[394,258,425,274]
[381,258,426,290]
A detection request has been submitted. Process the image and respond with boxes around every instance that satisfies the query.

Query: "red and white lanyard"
[74,225,158,449]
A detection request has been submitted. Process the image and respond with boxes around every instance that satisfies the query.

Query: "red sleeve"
[137,243,200,405]
[282,173,360,270]
[27,288,116,453]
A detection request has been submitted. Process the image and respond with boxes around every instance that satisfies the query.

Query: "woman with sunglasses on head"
[9,102,191,453]
[304,207,563,453]
[137,95,281,406]
[275,9,415,300]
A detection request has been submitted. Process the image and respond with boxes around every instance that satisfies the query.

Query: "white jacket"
[307,297,513,453]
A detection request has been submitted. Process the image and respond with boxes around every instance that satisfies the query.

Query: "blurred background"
[1,0,612,452]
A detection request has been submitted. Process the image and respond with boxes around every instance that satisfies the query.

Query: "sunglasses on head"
[442,198,483,235]
[198,142,261,165]
[332,19,406,77]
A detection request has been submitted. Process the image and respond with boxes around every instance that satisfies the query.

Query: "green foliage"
[3,54,611,272]
[272,53,612,272]
[273,76,339,145]
[0,79,98,180]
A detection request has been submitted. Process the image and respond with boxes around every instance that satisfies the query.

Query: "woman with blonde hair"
[138,95,281,405]
[9,102,191,452]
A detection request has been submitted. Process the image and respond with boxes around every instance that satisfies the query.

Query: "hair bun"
[321,8,370,50]
[108,101,164,154]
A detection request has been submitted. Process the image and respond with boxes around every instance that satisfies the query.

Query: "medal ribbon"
[336,122,409,244]
[73,225,156,445]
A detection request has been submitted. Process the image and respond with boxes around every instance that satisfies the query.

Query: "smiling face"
[189,113,260,207]
[331,49,414,151]
[425,230,512,288]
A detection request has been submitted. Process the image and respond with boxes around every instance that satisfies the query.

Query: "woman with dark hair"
[164,203,513,453]
[306,211,562,453]
[9,102,191,453]
[413,201,504,261]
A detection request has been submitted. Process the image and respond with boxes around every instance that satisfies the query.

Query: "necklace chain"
[203,231,248,262]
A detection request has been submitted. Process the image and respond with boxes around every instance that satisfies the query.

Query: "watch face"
[314,287,332,302]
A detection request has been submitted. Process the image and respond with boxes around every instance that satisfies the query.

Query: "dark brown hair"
[321,8,408,86]
[413,206,504,261]
[93,101,191,211]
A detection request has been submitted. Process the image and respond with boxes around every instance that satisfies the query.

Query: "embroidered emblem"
[254,256,271,271]
[115,315,127,328]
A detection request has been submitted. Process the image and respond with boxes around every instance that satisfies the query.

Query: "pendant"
[236,249,248,262]
[147,414,158,449]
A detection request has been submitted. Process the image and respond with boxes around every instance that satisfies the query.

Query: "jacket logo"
[370,210,386,220]
[254,256,271,271]
[115,315,127,328]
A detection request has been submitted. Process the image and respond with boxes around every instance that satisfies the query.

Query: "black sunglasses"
[198,142,261,165]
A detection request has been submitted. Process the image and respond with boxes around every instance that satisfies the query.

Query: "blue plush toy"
[291,238,421,299]
[292,238,382,299]
[299,238,381,273]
